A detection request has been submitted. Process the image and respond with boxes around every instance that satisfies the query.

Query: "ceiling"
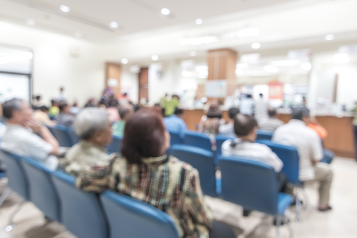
[0,0,300,42]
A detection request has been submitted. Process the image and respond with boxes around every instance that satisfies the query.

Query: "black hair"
[233,114,258,137]
[59,102,69,112]
[174,107,183,115]
[268,108,277,118]
[228,107,240,119]
[2,98,23,119]
[291,107,310,121]
[39,105,49,112]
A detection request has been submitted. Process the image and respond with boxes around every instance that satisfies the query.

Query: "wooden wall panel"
[138,68,149,102]
[105,63,121,97]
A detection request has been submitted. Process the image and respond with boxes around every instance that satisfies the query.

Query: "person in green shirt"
[49,100,59,117]
[112,105,133,137]
[164,95,180,117]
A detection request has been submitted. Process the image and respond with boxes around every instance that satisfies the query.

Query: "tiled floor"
[0,157,356,238]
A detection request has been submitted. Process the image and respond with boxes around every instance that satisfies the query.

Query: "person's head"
[72,102,78,107]
[233,114,258,141]
[74,108,112,148]
[228,107,240,120]
[247,94,253,99]
[121,109,170,164]
[2,99,33,125]
[118,105,133,121]
[123,92,128,97]
[291,107,311,125]
[259,93,263,98]
[172,95,179,100]
[60,87,64,92]
[51,100,58,107]
[302,96,306,105]
[35,95,41,101]
[165,93,168,97]
[39,106,49,113]
[268,107,277,118]
[59,102,70,114]
[174,107,184,117]
[207,104,222,119]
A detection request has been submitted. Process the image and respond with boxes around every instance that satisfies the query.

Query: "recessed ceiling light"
[27,19,35,26]
[189,51,197,56]
[60,5,70,13]
[110,22,118,29]
[325,34,335,41]
[251,43,261,49]
[121,58,128,64]
[151,55,159,61]
[195,19,203,25]
[161,8,170,15]
[301,63,312,71]
[264,65,279,73]
[334,53,349,64]
[235,69,243,75]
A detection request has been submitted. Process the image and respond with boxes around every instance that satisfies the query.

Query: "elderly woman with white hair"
[64,108,114,176]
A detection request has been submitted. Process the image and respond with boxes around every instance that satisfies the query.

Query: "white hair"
[74,108,109,139]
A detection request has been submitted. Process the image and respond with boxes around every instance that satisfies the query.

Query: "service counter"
[181,109,356,159]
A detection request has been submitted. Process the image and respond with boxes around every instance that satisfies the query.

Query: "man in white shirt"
[239,95,254,116]
[1,99,60,171]
[258,107,284,132]
[273,107,333,212]
[222,114,283,173]
[254,93,269,122]
[218,107,240,137]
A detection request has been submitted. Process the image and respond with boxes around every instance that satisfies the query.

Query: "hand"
[26,120,44,134]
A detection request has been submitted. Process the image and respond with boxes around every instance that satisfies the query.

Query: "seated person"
[163,107,187,139]
[218,107,240,137]
[56,102,75,127]
[64,108,114,176]
[198,104,225,135]
[49,100,59,117]
[258,107,284,132]
[273,107,333,212]
[76,109,213,237]
[164,95,180,117]
[33,105,56,126]
[1,99,59,171]
[222,114,283,173]
[112,105,133,137]
[0,103,6,138]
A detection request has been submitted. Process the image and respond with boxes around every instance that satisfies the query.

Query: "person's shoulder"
[304,126,321,140]
[168,156,198,174]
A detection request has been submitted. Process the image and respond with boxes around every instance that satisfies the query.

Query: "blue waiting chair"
[68,127,80,145]
[100,191,180,238]
[171,144,217,197]
[21,157,61,222]
[167,130,184,155]
[219,156,293,238]
[51,171,108,238]
[0,151,30,231]
[184,131,213,152]
[215,135,235,157]
[256,130,274,141]
[50,125,73,147]
[107,136,123,154]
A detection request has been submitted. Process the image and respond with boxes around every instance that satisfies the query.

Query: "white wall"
[120,65,139,104]
[0,21,104,107]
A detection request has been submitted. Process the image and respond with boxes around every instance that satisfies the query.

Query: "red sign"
[269,82,283,100]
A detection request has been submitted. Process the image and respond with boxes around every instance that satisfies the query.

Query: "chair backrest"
[219,155,278,216]
[69,127,80,145]
[50,125,73,147]
[0,151,29,200]
[256,140,300,185]
[168,130,184,146]
[100,191,180,238]
[107,135,123,154]
[51,171,108,238]
[215,135,235,157]
[171,144,216,197]
[21,157,61,222]
[184,131,212,151]
[256,130,274,141]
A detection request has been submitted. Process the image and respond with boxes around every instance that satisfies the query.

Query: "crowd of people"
[0,89,336,237]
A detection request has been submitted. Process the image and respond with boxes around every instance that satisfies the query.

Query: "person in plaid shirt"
[76,108,213,238]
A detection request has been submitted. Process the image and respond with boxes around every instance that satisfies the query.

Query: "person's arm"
[75,157,116,192]
[27,120,59,155]
[267,149,283,173]
[183,168,213,237]
[310,132,324,165]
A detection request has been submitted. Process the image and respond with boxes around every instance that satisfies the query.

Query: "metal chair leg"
[275,216,281,238]
[300,188,311,211]
[5,201,26,232]
[295,190,302,222]
[285,213,294,238]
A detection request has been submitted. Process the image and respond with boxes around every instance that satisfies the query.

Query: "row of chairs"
[0,151,180,238]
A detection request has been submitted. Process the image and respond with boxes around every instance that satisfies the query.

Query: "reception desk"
[181,109,356,159]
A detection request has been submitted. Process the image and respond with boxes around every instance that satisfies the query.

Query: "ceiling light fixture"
[152,55,159,61]
[325,34,335,41]
[189,51,197,56]
[195,19,203,25]
[270,60,301,66]
[161,8,170,15]
[251,43,261,49]
[121,58,128,64]
[27,19,35,26]
[334,53,349,64]
[60,5,70,13]
[264,65,279,73]
[110,22,118,29]
[301,63,312,71]
[235,69,243,75]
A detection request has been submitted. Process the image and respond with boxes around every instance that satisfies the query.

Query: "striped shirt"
[258,117,284,132]
[76,155,213,238]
